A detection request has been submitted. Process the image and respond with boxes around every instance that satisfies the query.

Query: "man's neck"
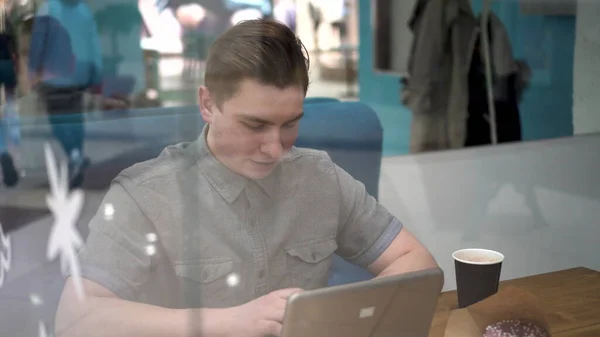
[204,125,239,176]
[204,125,217,158]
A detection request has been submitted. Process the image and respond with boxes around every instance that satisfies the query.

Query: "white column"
[573,0,600,135]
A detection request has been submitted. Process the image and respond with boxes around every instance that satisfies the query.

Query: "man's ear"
[199,86,216,124]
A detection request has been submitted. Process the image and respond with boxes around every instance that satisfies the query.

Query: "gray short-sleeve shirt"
[77,128,403,308]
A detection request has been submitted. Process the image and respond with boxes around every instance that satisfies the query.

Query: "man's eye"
[283,121,298,128]
[246,123,265,131]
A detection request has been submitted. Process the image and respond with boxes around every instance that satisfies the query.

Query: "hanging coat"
[464,12,530,147]
[402,0,479,153]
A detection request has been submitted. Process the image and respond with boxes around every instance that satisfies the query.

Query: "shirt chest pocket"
[174,258,235,308]
[284,239,338,289]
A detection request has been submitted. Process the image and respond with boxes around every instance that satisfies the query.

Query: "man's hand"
[101,96,131,111]
[223,288,303,337]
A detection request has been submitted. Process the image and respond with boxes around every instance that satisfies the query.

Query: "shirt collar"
[194,125,278,203]
[254,165,280,199]
[195,125,249,203]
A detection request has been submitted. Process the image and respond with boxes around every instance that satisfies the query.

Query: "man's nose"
[261,131,284,159]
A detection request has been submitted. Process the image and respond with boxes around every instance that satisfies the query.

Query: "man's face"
[199,79,305,180]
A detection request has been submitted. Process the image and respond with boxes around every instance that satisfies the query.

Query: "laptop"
[282,267,444,337]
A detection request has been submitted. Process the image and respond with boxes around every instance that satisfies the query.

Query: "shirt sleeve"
[334,164,403,269]
[73,181,157,301]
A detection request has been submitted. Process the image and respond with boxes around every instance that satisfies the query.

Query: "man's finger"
[263,300,287,322]
[274,296,288,313]
[274,288,303,299]
[262,288,303,322]
[261,320,283,337]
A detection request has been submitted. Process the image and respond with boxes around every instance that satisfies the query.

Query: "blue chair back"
[299,101,382,200]
[299,101,382,285]
[304,97,340,105]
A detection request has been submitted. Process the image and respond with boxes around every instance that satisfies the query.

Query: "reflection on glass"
[0,1,598,337]
[373,0,588,155]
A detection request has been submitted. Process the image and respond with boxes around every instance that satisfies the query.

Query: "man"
[55,19,437,337]
[29,0,102,189]
[0,0,19,187]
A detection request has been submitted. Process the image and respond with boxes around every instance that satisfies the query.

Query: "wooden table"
[430,267,600,337]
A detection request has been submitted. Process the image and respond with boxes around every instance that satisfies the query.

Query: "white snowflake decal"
[44,143,86,301]
[38,321,51,337]
[0,222,11,288]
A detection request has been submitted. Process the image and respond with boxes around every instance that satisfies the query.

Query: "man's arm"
[86,5,103,95]
[27,3,52,84]
[367,227,438,277]
[331,162,437,276]
[52,180,225,337]
[27,17,46,85]
[55,276,298,337]
[55,277,226,337]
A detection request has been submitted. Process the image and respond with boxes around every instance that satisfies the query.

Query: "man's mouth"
[252,160,278,168]
[254,161,275,166]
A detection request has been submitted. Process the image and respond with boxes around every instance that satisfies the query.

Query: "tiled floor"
[0,184,106,335]
[0,189,49,210]
[0,206,48,233]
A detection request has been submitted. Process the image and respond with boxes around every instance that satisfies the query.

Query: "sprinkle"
[483,320,548,337]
